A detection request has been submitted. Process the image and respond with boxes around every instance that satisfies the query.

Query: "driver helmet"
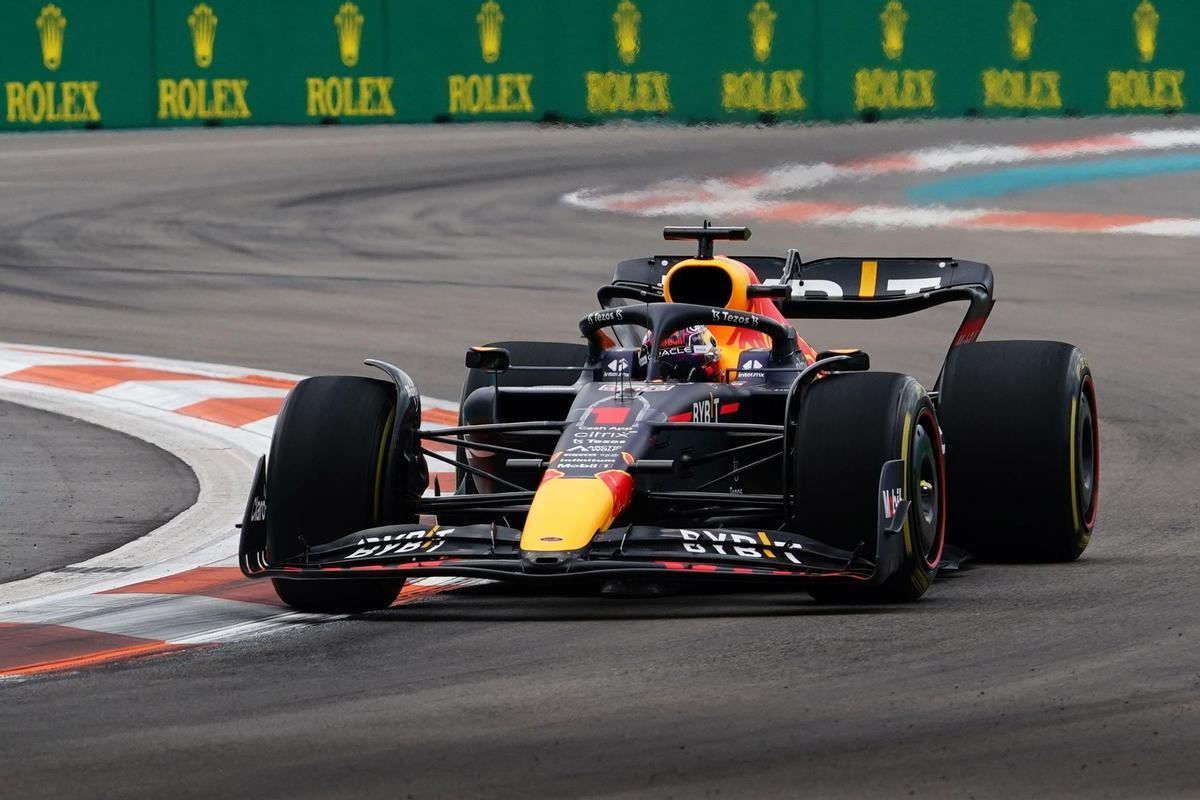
[639,325,724,382]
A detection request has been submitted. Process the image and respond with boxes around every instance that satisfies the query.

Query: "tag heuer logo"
[36,4,66,71]
[189,3,218,68]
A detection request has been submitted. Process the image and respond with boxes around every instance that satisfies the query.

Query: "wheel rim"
[910,411,944,570]
[1077,376,1100,528]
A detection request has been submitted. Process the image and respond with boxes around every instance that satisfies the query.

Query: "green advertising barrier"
[153,0,396,126]
[0,0,1194,132]
[0,1,153,130]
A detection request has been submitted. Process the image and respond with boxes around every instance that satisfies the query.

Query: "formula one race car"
[239,224,1099,611]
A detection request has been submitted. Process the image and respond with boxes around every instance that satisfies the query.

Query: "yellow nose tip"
[520,478,616,552]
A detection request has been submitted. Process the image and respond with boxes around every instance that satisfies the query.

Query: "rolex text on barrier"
[157,3,251,122]
[0,0,1197,132]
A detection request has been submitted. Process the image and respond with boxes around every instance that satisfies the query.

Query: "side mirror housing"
[816,348,870,372]
[465,346,511,372]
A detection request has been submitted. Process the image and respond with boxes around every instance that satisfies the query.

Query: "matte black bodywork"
[240,245,991,589]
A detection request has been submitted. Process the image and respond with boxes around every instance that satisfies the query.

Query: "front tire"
[938,340,1099,562]
[791,372,946,603]
[266,375,417,613]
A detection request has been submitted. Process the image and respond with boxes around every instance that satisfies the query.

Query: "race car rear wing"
[609,253,995,353]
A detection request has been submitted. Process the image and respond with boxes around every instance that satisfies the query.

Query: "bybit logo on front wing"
[307,2,395,119]
[1109,0,1183,111]
[586,0,670,114]
[6,5,101,126]
[158,4,251,122]
[448,1,534,116]
[722,1,806,116]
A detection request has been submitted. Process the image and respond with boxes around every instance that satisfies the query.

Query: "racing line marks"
[0,342,469,678]
[564,127,1200,237]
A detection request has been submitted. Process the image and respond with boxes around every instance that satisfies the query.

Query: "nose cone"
[520,473,632,553]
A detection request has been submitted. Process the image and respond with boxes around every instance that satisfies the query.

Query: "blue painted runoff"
[907,152,1200,203]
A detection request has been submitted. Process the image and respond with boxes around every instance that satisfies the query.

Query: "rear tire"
[266,376,415,613]
[939,340,1098,562]
[791,372,945,603]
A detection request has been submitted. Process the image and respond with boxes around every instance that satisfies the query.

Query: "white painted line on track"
[0,342,469,676]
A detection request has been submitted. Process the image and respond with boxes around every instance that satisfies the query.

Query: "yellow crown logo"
[1008,0,1036,60]
[1133,0,1159,62]
[476,0,503,64]
[613,0,641,66]
[36,4,66,71]
[188,3,218,68]
[335,2,364,67]
[880,0,908,60]
[749,0,777,63]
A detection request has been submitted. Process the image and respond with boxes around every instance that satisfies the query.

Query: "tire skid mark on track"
[0,342,470,679]
[565,127,1200,237]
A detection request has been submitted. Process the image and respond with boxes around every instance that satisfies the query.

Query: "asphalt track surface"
[1,119,1198,798]
[0,400,197,584]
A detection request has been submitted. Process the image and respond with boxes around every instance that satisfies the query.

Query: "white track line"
[0,343,467,674]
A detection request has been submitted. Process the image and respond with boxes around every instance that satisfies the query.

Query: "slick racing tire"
[266,376,413,613]
[791,372,946,603]
[938,340,1098,562]
[456,341,587,493]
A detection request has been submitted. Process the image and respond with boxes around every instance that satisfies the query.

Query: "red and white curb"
[564,127,1200,237]
[0,342,469,679]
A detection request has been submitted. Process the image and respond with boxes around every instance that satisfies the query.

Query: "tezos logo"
[711,309,757,327]
[589,308,625,324]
